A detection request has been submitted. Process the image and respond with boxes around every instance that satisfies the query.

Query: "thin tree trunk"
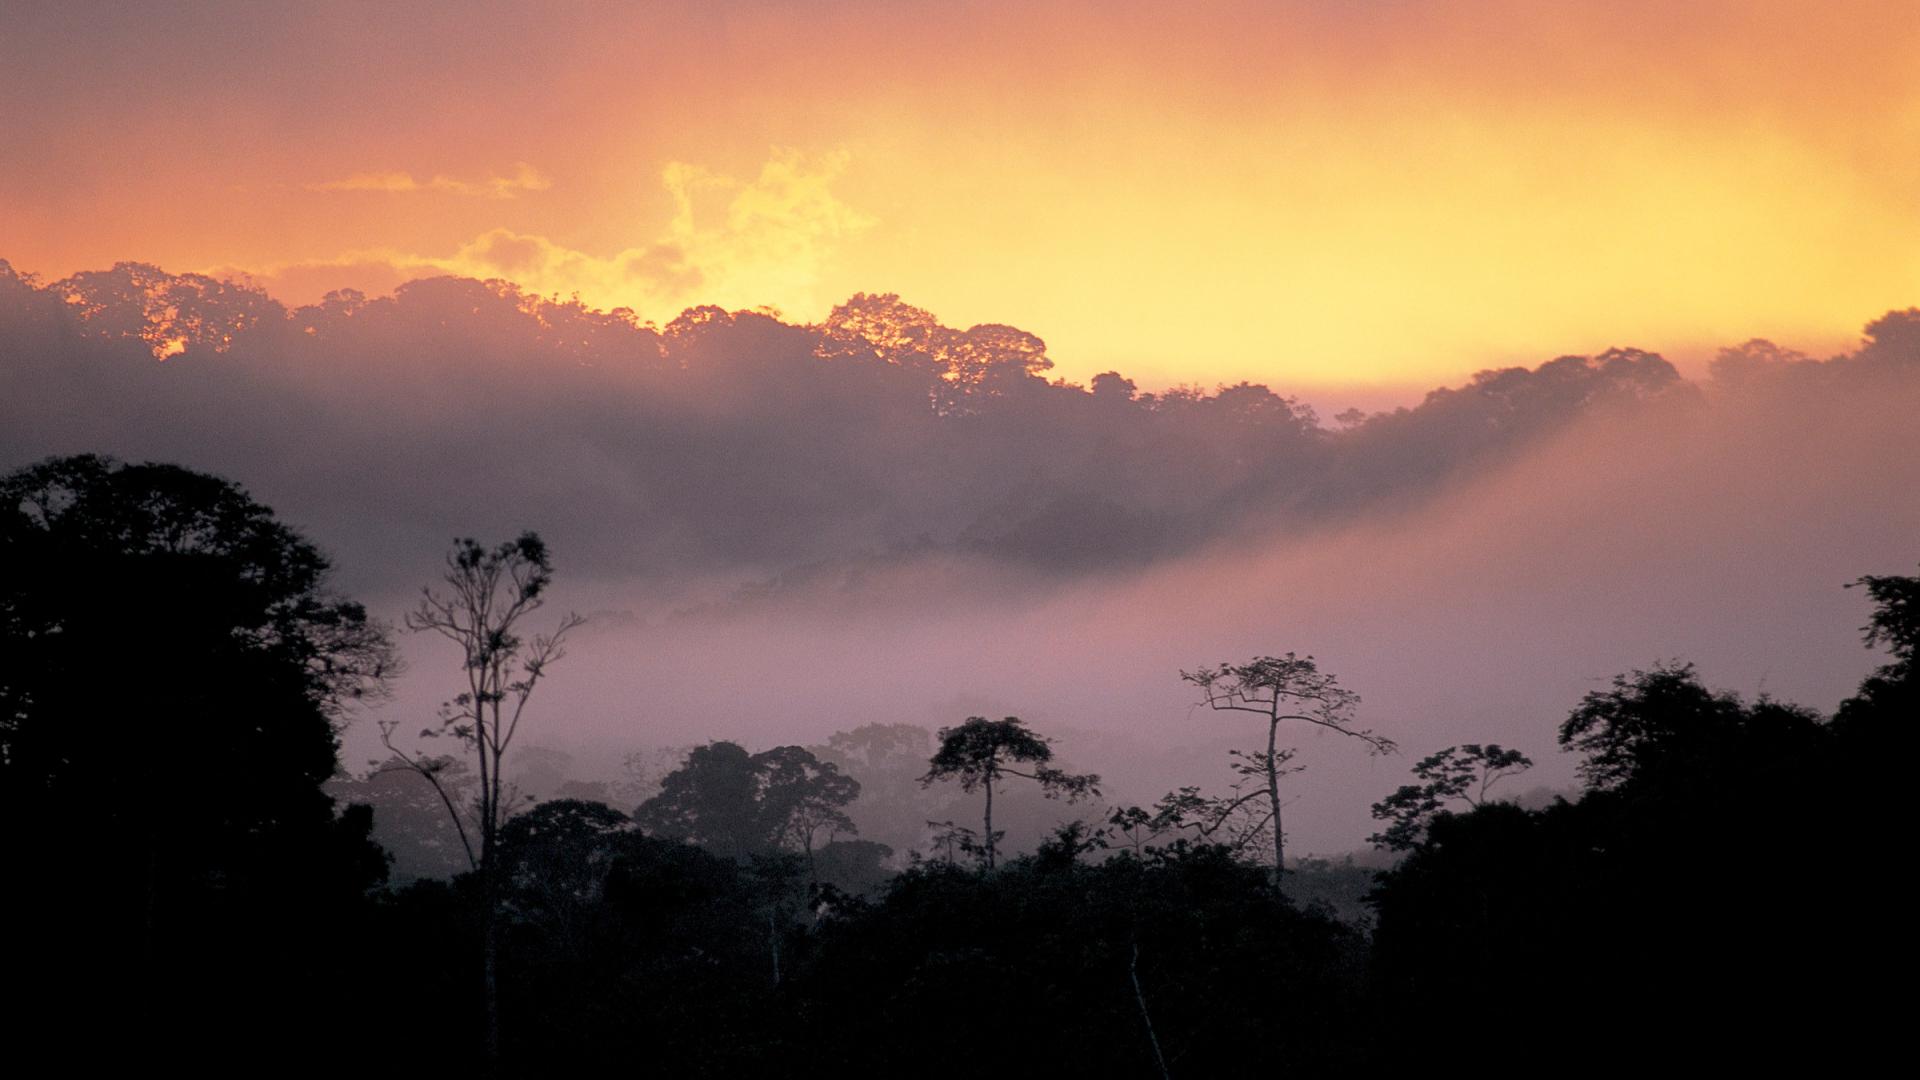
[482,874,500,1071]
[983,773,996,870]
[1266,715,1284,888]
[480,725,501,1076]
[480,808,501,1075]
[769,908,782,987]
[1131,941,1173,1080]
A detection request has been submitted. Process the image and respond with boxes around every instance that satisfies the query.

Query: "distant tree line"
[23,258,1901,592]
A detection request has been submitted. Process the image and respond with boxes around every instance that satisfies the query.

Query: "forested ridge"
[8,258,1916,598]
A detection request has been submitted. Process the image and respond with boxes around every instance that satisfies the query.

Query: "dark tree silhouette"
[497,798,634,954]
[1851,568,1919,663]
[637,741,767,860]
[753,744,861,883]
[1368,588,1909,1072]
[919,716,1100,869]
[636,741,861,881]
[378,532,583,1070]
[1369,743,1532,850]
[1104,782,1288,860]
[0,454,393,1057]
[1182,655,1394,882]
[1557,660,1760,790]
[1839,565,1920,735]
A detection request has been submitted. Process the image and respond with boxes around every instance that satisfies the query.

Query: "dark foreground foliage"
[0,455,390,1066]
[1371,660,1905,1072]
[2,454,1909,1075]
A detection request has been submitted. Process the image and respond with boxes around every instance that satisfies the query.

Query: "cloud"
[265,149,870,322]
[656,149,875,315]
[307,161,552,198]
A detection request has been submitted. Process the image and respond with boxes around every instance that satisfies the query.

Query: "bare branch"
[377,719,478,871]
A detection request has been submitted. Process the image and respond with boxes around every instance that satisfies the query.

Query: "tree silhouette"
[497,798,633,958]
[1369,744,1533,850]
[754,744,861,883]
[919,716,1100,869]
[1104,781,1281,859]
[0,453,393,1055]
[1851,567,1919,666]
[1841,565,1920,732]
[1182,654,1394,883]
[636,742,767,860]
[379,532,583,1070]
[636,741,861,882]
[1557,661,1752,791]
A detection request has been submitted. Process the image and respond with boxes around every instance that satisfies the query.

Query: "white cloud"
[264,149,870,321]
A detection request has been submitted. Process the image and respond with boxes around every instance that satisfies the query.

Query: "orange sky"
[4,0,1917,395]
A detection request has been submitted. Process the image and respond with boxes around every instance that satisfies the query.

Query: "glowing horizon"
[4,1,1915,394]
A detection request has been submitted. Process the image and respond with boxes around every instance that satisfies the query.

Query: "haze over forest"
[5,258,1916,854]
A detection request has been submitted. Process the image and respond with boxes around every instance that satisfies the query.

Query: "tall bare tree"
[378,532,583,1071]
[1181,655,1394,885]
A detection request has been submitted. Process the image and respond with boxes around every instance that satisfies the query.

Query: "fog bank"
[6,260,1915,852]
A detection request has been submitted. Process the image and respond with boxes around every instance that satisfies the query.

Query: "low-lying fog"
[7,262,1915,853]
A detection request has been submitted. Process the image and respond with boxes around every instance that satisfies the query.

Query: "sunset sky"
[5,0,1918,393]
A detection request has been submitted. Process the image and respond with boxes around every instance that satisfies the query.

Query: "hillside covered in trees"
[9,258,1916,600]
